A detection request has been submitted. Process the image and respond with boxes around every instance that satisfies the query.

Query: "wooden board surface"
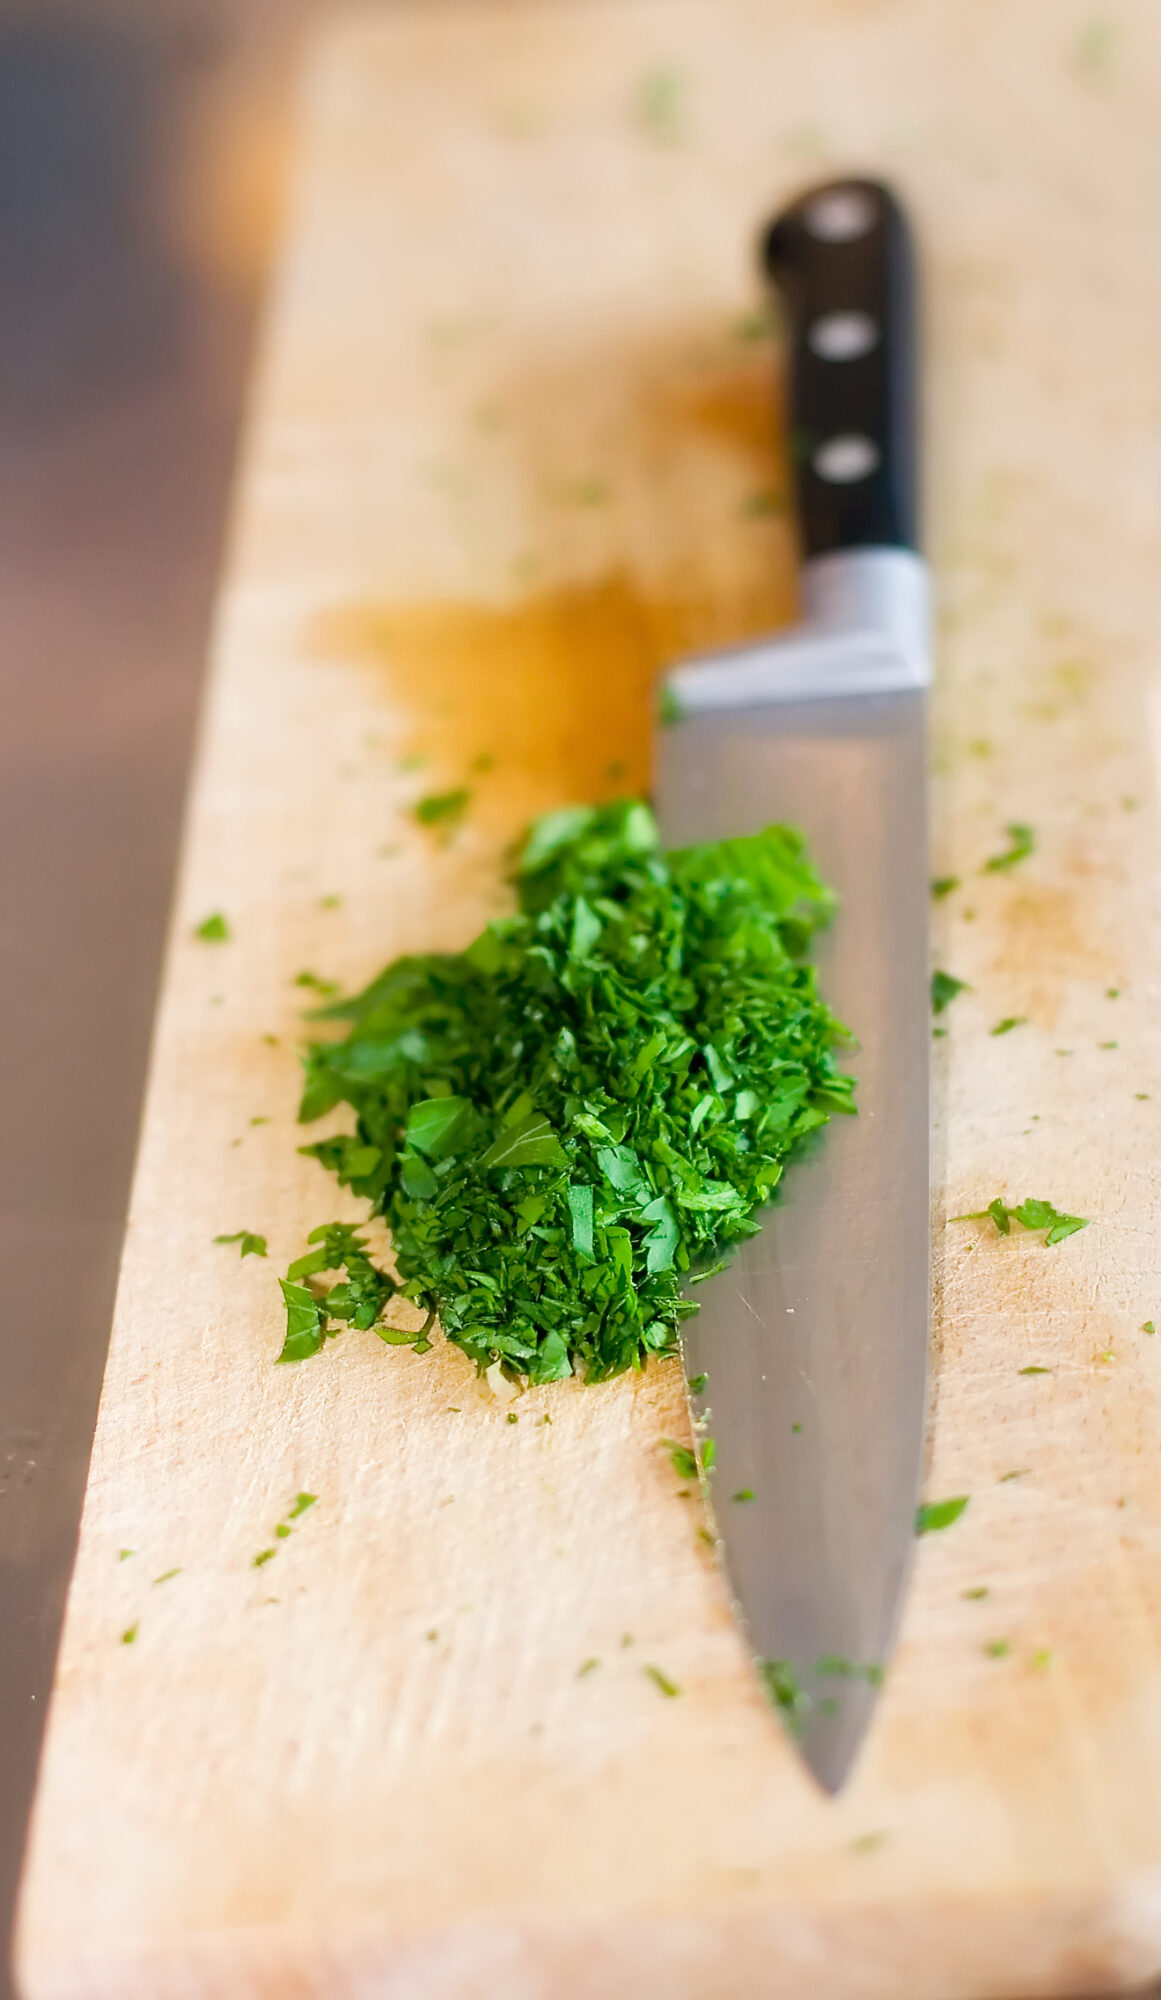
[16,3,1161,1994]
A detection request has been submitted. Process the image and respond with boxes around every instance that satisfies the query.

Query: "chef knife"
[654,177,930,1793]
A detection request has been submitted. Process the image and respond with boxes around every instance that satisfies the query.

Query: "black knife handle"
[762,178,919,559]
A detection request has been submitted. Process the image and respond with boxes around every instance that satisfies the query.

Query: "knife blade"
[654,178,930,1793]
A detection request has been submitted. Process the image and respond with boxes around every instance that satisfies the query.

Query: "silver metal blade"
[655,685,929,1792]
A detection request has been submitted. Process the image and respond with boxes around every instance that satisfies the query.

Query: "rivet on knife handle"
[763,177,919,560]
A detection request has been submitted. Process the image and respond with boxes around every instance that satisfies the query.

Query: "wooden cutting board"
[17,4,1161,1995]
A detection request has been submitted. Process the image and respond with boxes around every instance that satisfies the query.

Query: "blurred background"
[0,3,343,1982]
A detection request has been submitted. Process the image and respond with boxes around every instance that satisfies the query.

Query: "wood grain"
[16,3,1161,1994]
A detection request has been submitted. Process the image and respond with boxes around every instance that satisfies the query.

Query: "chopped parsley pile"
[280,800,853,1383]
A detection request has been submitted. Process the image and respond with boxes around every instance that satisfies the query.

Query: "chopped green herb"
[742,488,785,517]
[991,1016,1027,1036]
[249,1116,270,1127]
[1031,1647,1054,1670]
[195,912,230,942]
[791,1421,802,1434]
[635,65,685,144]
[577,1657,600,1678]
[284,801,850,1384]
[656,683,684,725]
[687,1372,707,1395]
[930,875,960,899]
[152,1568,181,1586]
[731,1488,754,1503]
[962,1586,989,1600]
[506,1410,519,1424]
[643,1664,681,1697]
[732,306,771,342]
[118,1548,135,1562]
[758,1658,808,1733]
[999,1469,1029,1482]
[700,1436,716,1472]
[214,1230,267,1259]
[952,1197,1089,1247]
[414,786,471,832]
[916,1495,969,1535]
[984,1639,1011,1658]
[121,1623,139,1645]
[1099,1040,1118,1050]
[318,894,342,909]
[275,1523,292,1539]
[262,1033,279,1046]
[1143,1322,1155,1335]
[294,970,339,997]
[1106,987,1121,999]
[983,822,1034,873]
[287,1492,316,1519]
[663,1439,698,1481]
[252,1549,276,1568]
[931,970,970,1014]
[850,1830,888,1854]
[1019,1365,1052,1375]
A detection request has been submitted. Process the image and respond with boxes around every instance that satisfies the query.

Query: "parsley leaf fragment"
[984,822,1034,873]
[214,1231,267,1260]
[414,787,471,832]
[931,970,970,1015]
[916,1495,969,1535]
[282,801,851,1385]
[195,912,230,942]
[953,1197,1089,1246]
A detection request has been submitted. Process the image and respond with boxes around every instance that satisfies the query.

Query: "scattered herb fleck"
[287,1492,316,1519]
[962,1586,989,1600]
[1019,1365,1052,1375]
[214,1230,267,1260]
[121,1623,139,1645]
[999,1469,1030,1482]
[577,1657,600,1678]
[195,912,230,942]
[742,488,785,517]
[952,1196,1088,1247]
[656,683,684,725]
[1143,1322,1155,1335]
[507,1410,519,1424]
[916,1495,969,1535]
[249,1116,270,1127]
[319,894,342,909]
[663,1439,698,1481]
[1031,1647,1054,1670]
[152,1568,181,1586]
[732,1488,755,1503]
[275,1523,292,1539]
[282,802,850,1383]
[983,822,1034,873]
[414,786,470,833]
[851,1830,888,1854]
[635,65,685,144]
[732,306,771,342]
[984,1639,1011,1658]
[252,1549,276,1568]
[991,1016,1027,1036]
[687,1372,707,1395]
[930,875,960,899]
[118,1548,135,1562]
[931,970,969,1014]
[791,1421,802,1434]
[644,1664,681,1697]
[294,970,339,997]
[759,1658,808,1733]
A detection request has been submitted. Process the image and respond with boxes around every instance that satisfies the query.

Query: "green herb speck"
[932,970,969,1014]
[991,1016,1027,1036]
[414,786,471,832]
[152,1568,181,1586]
[644,1663,681,1697]
[916,1495,969,1535]
[931,875,960,899]
[983,822,1034,873]
[732,1488,755,1503]
[962,1586,989,1600]
[577,1657,600,1678]
[121,1623,139,1645]
[985,1638,1011,1658]
[252,1549,276,1568]
[195,912,230,942]
[214,1230,267,1259]
[952,1196,1088,1247]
